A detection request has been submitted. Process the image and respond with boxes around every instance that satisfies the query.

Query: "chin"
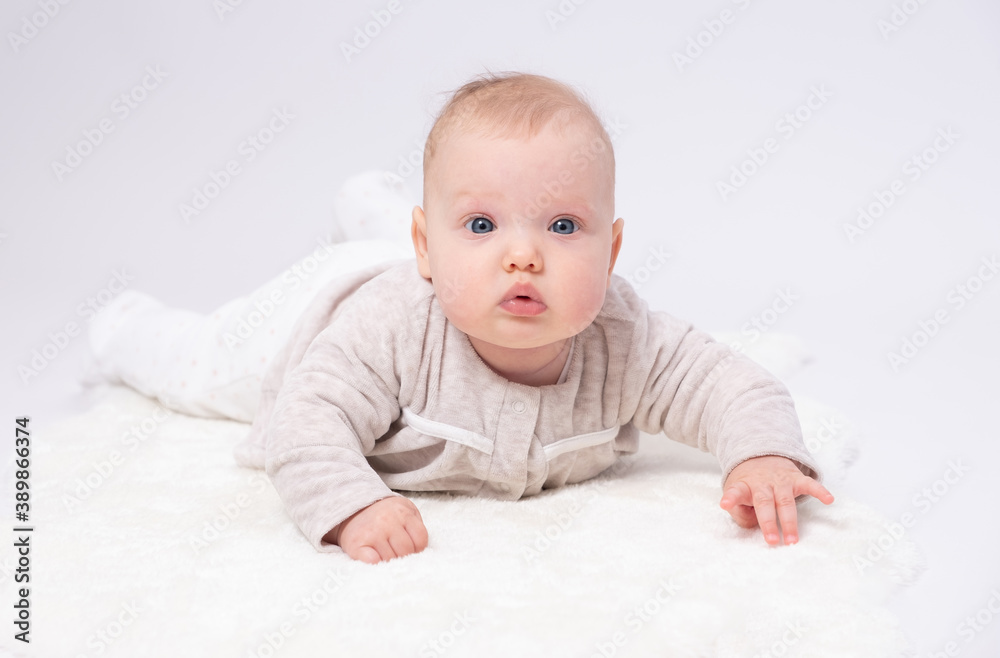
[467,328,560,352]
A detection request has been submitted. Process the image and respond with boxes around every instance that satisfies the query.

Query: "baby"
[92,72,833,564]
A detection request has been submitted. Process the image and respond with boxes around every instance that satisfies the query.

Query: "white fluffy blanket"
[4,335,923,658]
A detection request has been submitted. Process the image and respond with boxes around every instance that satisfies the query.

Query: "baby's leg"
[89,239,411,421]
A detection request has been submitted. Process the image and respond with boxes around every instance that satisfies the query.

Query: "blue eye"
[549,218,578,235]
[465,216,495,234]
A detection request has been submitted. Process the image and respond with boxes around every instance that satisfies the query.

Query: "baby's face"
[412,120,623,353]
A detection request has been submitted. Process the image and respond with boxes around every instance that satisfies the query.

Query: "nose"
[503,234,543,273]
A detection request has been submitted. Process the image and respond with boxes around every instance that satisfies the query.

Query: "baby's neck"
[468,336,571,387]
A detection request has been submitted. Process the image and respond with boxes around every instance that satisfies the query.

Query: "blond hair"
[422,72,614,191]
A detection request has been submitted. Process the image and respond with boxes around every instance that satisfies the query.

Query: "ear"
[607,217,624,286]
[411,205,432,280]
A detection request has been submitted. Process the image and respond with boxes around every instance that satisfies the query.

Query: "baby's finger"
[727,503,758,529]
[720,481,751,510]
[796,478,835,504]
[352,545,383,564]
[387,527,416,559]
[773,487,799,545]
[750,487,780,545]
[405,516,429,552]
[347,532,396,563]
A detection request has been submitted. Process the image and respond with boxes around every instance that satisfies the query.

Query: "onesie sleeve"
[611,283,821,488]
[263,280,414,552]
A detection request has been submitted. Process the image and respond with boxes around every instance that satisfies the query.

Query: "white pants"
[87,170,419,422]
[89,239,412,422]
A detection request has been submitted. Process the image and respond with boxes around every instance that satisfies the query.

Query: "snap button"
[512,400,526,414]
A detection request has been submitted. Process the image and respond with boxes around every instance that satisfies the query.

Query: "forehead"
[424,128,615,224]
[430,121,612,191]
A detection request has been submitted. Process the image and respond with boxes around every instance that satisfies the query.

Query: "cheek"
[429,254,485,324]
[561,270,609,333]
[431,264,468,311]
[427,235,464,302]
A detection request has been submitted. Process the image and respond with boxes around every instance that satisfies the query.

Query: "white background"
[2,0,999,655]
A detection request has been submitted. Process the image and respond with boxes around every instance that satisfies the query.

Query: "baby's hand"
[327,496,428,563]
[719,455,834,546]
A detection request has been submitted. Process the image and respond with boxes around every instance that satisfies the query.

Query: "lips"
[500,282,546,317]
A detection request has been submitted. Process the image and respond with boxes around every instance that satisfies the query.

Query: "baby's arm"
[622,304,829,545]
[263,284,430,561]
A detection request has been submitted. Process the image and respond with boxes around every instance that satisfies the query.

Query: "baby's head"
[420,72,616,207]
[411,72,624,361]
